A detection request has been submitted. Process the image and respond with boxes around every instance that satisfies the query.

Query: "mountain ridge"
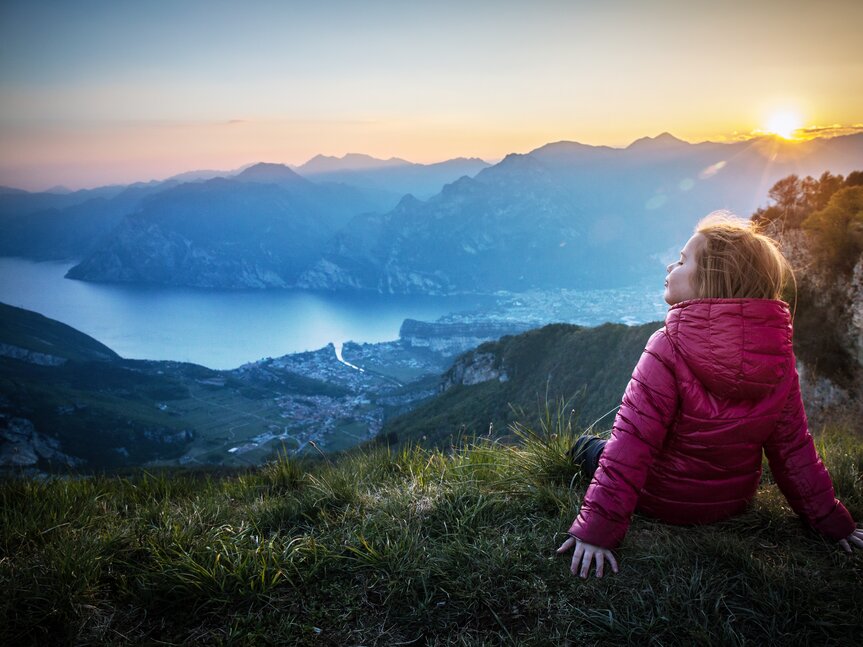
[297,132,863,295]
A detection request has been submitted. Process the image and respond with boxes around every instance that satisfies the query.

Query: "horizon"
[1,0,862,191]
[4,129,862,194]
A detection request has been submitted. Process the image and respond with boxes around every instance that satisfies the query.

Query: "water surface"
[0,257,488,369]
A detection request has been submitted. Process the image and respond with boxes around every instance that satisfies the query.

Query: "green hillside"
[2,301,436,472]
[382,321,659,448]
[0,302,119,362]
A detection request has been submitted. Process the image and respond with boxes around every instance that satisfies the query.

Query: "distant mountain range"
[0,154,489,263]
[293,154,491,201]
[66,164,387,288]
[3,134,861,292]
[298,133,863,293]
[0,181,179,260]
[296,153,412,174]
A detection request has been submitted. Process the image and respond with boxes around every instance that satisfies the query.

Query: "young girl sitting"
[556,212,863,578]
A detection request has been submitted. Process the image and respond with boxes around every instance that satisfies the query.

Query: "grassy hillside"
[0,302,119,362]
[382,322,659,448]
[3,416,861,645]
[0,303,344,471]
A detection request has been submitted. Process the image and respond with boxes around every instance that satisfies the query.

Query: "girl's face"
[664,233,704,305]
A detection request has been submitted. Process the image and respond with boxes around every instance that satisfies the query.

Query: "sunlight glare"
[765,112,803,139]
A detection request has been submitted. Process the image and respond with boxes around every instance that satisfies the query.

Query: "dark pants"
[568,435,607,481]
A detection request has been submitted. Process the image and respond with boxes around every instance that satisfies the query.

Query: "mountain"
[0,184,128,221]
[0,302,119,363]
[164,168,237,183]
[296,153,411,174]
[298,133,863,294]
[0,302,350,472]
[0,302,200,470]
[0,181,181,260]
[10,135,861,293]
[0,185,30,195]
[234,161,313,187]
[0,162,373,263]
[294,154,491,203]
[626,131,690,151]
[66,164,392,288]
[1,153,484,282]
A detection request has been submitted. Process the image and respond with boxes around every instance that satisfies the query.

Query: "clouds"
[797,124,863,139]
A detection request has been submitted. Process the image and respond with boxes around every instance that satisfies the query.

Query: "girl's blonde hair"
[693,211,792,300]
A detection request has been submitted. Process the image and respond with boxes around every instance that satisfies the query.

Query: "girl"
[556,212,863,579]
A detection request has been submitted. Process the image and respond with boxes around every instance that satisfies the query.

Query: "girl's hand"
[838,526,863,553]
[556,536,619,578]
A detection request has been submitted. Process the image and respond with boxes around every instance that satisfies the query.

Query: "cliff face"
[0,416,84,470]
[66,172,384,289]
[764,222,863,422]
[442,352,509,389]
[67,218,293,288]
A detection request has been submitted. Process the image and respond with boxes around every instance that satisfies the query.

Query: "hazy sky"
[1,0,862,190]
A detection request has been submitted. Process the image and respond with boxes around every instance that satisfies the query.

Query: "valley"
[0,280,669,475]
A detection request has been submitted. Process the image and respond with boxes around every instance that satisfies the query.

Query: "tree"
[768,174,803,221]
[755,171,858,229]
[801,171,844,213]
[802,186,863,272]
[845,170,863,188]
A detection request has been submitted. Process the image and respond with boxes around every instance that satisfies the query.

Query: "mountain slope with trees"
[66,164,388,288]
[299,133,863,294]
[380,322,658,448]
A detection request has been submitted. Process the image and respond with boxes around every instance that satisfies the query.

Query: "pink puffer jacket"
[568,298,855,549]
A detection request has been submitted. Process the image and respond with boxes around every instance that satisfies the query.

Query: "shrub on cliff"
[753,170,861,230]
[803,185,863,273]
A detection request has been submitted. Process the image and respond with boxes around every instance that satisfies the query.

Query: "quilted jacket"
[568,298,856,549]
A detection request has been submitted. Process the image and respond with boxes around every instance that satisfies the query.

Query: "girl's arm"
[763,361,856,543]
[561,329,679,573]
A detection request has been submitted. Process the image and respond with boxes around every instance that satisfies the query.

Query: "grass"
[2,413,862,646]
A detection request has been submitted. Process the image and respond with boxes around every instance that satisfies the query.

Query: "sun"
[765,111,803,139]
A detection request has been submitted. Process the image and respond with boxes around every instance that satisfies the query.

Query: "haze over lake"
[0,257,489,369]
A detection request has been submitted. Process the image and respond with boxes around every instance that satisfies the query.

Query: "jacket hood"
[664,299,793,400]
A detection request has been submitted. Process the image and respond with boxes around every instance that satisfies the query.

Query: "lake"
[0,257,490,369]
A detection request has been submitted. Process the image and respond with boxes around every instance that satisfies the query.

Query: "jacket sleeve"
[763,362,855,541]
[568,329,679,548]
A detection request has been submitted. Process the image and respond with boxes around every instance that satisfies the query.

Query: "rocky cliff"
[763,221,863,422]
[0,416,84,471]
[67,168,387,289]
[441,352,509,389]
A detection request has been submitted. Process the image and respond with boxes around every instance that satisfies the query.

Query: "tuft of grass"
[812,422,863,507]
[2,414,862,645]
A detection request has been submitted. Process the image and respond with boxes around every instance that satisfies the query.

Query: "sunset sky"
[1,0,862,190]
